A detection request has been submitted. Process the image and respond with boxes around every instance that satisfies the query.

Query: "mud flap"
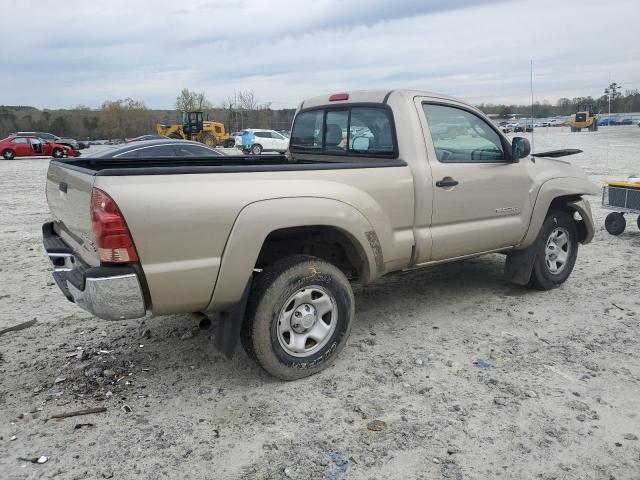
[504,243,537,286]
[213,277,252,359]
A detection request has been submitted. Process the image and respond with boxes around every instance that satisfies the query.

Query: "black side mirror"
[511,136,531,161]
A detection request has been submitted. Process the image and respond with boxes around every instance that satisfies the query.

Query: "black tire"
[593,120,598,131]
[2,149,15,160]
[201,133,217,147]
[241,255,354,380]
[529,211,579,290]
[251,144,262,155]
[223,139,235,148]
[52,148,64,158]
[570,127,576,132]
[605,212,626,235]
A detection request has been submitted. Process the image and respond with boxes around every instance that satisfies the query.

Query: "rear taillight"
[91,188,139,264]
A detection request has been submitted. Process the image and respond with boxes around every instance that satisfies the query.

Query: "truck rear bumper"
[43,222,146,320]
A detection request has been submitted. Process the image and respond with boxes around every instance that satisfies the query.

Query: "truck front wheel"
[241,255,354,380]
[529,211,578,290]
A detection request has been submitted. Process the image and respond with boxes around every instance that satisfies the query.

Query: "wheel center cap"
[291,304,316,332]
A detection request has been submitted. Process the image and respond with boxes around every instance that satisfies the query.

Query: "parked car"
[619,118,633,125]
[1,135,79,159]
[235,129,290,154]
[126,135,167,143]
[43,90,598,380]
[88,139,224,159]
[12,131,80,150]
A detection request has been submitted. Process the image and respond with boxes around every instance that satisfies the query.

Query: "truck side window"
[290,110,324,152]
[423,104,505,163]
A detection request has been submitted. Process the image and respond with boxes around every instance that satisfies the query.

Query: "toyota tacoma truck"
[43,90,598,380]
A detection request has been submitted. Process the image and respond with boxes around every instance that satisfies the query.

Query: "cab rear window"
[290,106,397,157]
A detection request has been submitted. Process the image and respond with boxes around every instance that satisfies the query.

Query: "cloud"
[1,0,638,108]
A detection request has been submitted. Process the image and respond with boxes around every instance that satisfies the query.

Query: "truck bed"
[53,155,407,176]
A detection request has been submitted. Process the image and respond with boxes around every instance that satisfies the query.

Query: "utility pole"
[608,72,611,118]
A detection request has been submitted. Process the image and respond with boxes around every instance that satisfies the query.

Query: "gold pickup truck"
[43,90,598,380]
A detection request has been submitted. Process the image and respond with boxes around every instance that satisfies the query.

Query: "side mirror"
[511,136,530,160]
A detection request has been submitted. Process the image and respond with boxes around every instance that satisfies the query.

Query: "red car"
[0,135,80,160]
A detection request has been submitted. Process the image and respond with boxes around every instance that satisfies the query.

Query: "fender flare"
[518,177,598,249]
[506,178,598,286]
[206,197,378,312]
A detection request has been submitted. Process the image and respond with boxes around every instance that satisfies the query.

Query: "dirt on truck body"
[43,90,598,379]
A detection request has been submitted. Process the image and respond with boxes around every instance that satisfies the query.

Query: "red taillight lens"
[329,93,349,101]
[91,188,139,264]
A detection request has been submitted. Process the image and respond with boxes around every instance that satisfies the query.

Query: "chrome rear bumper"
[43,222,146,320]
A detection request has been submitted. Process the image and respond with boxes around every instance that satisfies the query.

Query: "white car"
[236,129,290,154]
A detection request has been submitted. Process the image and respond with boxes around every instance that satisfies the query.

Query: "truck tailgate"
[46,162,100,267]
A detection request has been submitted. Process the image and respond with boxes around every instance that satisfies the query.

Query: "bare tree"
[236,90,257,111]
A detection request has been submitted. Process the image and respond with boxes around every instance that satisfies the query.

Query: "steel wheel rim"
[545,227,570,274]
[276,285,337,357]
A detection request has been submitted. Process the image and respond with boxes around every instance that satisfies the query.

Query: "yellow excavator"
[156,111,232,147]
[569,104,598,132]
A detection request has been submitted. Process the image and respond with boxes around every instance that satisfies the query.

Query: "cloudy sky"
[3,0,639,109]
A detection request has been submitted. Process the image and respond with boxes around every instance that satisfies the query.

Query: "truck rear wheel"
[529,211,578,290]
[241,255,354,380]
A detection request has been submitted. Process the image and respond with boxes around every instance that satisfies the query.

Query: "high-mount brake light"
[329,93,349,101]
[91,188,139,264]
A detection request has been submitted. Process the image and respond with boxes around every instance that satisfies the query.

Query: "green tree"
[175,88,211,111]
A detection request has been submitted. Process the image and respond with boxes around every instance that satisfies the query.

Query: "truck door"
[417,99,534,261]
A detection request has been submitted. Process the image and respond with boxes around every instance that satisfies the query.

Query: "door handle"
[435,177,459,188]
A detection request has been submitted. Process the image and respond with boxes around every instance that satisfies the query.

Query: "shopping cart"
[602,177,640,235]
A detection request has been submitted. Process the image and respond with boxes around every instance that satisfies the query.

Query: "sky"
[3,0,639,109]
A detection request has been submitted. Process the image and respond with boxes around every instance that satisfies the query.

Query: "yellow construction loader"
[156,111,232,147]
[569,104,598,132]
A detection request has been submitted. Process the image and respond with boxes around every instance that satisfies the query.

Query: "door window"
[12,137,28,144]
[422,104,505,163]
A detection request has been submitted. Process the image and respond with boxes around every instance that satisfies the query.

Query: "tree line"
[0,89,295,140]
[478,84,640,118]
[1,85,638,139]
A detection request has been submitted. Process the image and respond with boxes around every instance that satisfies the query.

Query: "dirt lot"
[1,127,639,480]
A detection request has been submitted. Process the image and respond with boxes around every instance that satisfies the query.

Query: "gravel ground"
[1,127,639,480]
